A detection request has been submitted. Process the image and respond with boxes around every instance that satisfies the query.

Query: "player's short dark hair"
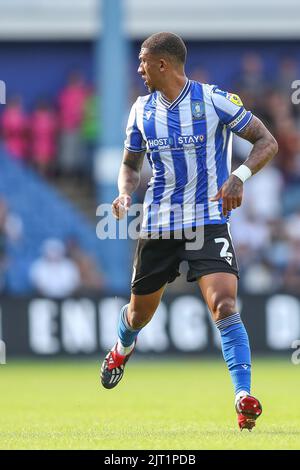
[141,32,187,65]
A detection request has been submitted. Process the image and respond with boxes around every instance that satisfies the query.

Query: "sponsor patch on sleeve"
[227,93,243,107]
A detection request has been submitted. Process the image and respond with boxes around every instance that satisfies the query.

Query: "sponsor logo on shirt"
[147,134,205,151]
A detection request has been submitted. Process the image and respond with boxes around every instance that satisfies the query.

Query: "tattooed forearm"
[118,149,145,195]
[122,150,145,172]
[236,115,278,175]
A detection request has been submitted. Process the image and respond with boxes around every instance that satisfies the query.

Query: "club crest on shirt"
[191,101,205,119]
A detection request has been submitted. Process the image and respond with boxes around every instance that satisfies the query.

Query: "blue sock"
[215,313,251,395]
[117,304,141,347]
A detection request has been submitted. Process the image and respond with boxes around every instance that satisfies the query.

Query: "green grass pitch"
[0,357,299,450]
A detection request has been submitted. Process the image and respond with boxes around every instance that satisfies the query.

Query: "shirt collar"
[158,79,191,110]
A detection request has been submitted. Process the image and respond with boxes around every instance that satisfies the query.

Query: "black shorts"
[131,223,239,295]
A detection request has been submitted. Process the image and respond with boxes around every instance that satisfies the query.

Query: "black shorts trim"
[131,275,175,295]
[187,267,240,283]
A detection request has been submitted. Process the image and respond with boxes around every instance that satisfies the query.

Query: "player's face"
[138,48,162,93]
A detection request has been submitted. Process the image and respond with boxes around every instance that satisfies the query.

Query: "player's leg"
[101,236,181,389]
[198,272,262,430]
[116,287,166,355]
[117,236,180,353]
[198,272,251,395]
[101,286,165,390]
[185,224,262,429]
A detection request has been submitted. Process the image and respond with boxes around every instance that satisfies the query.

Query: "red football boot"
[101,342,135,389]
[235,395,263,431]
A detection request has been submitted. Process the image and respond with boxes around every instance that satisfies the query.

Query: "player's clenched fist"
[112,194,132,219]
[210,174,243,217]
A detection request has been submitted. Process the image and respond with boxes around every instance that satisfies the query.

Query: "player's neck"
[159,75,188,103]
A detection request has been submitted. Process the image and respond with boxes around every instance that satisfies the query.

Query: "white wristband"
[232,164,252,183]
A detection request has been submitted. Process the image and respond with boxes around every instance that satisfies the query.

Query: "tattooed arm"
[236,115,278,175]
[210,116,278,216]
[112,149,145,219]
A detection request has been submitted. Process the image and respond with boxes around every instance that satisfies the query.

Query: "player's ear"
[159,58,167,72]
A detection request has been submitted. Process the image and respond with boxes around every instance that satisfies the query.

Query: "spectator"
[242,261,275,294]
[282,240,300,293]
[273,117,300,179]
[231,211,271,254]
[30,99,58,176]
[276,58,299,104]
[234,53,267,117]
[80,88,98,178]
[235,53,266,95]
[58,71,88,175]
[1,96,28,160]
[284,209,300,242]
[66,237,105,293]
[240,163,283,222]
[0,198,23,292]
[30,238,80,298]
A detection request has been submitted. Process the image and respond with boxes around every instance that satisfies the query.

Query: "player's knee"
[211,297,236,322]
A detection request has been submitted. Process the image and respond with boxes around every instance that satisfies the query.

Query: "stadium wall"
[1,294,299,357]
[0,0,299,40]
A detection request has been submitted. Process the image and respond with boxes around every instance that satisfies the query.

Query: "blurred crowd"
[0,70,104,296]
[229,54,300,295]
[0,197,105,297]
[29,237,105,298]
[0,71,98,178]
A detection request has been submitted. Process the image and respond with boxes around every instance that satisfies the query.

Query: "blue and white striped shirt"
[124,80,252,233]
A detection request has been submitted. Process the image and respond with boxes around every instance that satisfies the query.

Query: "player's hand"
[112,194,132,220]
[210,175,243,217]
